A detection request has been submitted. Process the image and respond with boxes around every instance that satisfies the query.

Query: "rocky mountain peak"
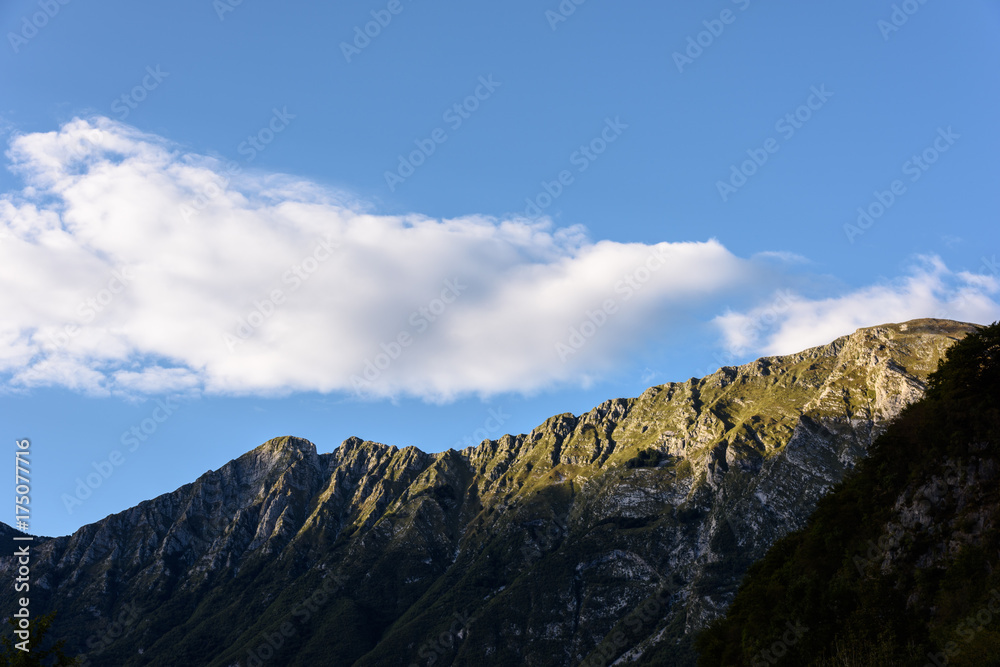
[0,318,984,667]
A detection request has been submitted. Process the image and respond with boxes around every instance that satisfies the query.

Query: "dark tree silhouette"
[0,612,79,666]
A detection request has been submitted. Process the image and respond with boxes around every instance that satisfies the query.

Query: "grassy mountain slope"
[0,319,979,666]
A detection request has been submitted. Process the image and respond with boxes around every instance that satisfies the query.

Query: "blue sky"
[1,0,998,537]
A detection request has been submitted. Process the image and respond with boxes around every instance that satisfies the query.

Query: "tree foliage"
[0,612,80,666]
[696,323,1000,666]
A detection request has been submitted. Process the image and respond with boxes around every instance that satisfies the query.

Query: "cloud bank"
[0,118,996,399]
[0,118,760,399]
[715,256,1000,358]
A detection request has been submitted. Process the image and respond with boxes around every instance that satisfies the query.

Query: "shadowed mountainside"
[696,321,1000,666]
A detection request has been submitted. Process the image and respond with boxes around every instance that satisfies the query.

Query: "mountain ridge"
[696,320,1000,666]
[0,318,981,666]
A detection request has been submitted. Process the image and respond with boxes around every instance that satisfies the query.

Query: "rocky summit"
[0,319,979,666]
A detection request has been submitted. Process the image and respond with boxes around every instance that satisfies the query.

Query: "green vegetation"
[0,613,79,666]
[4,320,978,666]
[625,448,664,468]
[697,322,1000,666]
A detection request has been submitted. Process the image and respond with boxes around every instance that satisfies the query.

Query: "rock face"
[696,320,1000,666]
[0,319,978,666]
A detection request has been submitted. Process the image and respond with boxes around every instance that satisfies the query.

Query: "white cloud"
[4,118,996,400]
[750,250,810,265]
[714,256,1000,358]
[0,117,766,400]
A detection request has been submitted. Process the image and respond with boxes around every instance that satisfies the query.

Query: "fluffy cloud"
[3,118,996,400]
[714,256,1000,358]
[0,117,767,399]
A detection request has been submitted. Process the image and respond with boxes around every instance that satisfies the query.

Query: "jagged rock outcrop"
[0,318,978,666]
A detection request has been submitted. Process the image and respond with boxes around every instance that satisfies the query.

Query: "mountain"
[696,321,1000,666]
[0,319,979,666]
